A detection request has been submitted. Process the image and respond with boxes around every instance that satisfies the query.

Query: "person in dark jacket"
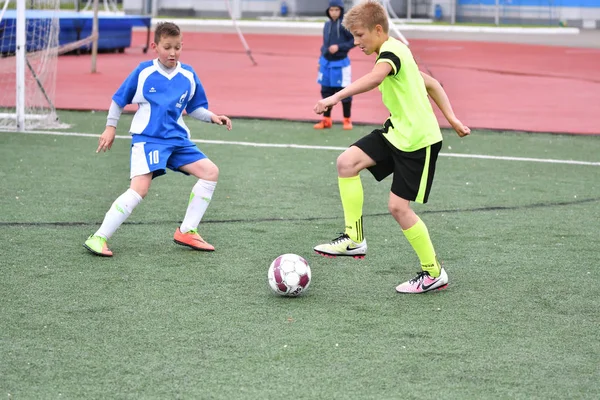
[314,0,356,130]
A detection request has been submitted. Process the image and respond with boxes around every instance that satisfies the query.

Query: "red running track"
[54,31,600,135]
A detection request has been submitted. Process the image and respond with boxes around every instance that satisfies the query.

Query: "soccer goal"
[0,0,67,131]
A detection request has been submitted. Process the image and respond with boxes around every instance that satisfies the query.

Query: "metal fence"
[59,0,596,28]
[456,0,561,26]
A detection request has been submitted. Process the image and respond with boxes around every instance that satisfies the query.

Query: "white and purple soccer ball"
[268,254,311,297]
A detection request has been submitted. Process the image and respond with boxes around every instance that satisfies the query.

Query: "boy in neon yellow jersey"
[313,0,470,293]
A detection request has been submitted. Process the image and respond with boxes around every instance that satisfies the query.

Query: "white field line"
[14,129,600,167]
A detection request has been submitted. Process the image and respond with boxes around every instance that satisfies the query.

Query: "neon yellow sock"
[402,217,440,277]
[338,175,364,243]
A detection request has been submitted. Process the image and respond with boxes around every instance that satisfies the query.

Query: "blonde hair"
[343,0,389,33]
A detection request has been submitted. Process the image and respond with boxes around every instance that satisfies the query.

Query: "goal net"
[0,0,66,131]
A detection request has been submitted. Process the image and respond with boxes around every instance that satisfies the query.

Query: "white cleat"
[313,233,367,259]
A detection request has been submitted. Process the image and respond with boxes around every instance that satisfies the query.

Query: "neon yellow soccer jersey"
[375,37,442,152]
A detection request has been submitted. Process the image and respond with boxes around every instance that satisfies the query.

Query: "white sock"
[95,189,143,239]
[180,179,217,233]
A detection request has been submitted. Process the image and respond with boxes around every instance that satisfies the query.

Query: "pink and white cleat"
[395,268,448,294]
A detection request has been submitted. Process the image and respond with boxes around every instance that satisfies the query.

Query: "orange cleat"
[343,118,353,130]
[173,228,215,251]
[313,117,332,130]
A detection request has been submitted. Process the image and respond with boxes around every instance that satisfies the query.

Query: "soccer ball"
[267,253,311,297]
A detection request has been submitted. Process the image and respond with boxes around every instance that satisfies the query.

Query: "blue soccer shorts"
[130,141,207,179]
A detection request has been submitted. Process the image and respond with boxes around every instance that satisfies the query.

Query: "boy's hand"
[328,44,339,54]
[96,126,116,153]
[211,114,232,130]
[449,118,471,137]
[314,96,338,115]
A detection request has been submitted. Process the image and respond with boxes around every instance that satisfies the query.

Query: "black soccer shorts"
[352,120,442,204]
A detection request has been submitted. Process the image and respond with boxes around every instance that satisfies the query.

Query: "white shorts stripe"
[130,142,151,179]
[341,65,352,87]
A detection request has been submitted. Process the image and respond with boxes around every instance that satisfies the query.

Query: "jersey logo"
[176,90,188,109]
[149,87,156,93]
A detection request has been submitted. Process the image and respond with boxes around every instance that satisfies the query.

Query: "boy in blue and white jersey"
[84,22,232,257]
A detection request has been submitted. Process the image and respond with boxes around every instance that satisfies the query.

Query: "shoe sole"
[173,239,215,252]
[396,284,448,294]
[314,249,365,260]
[83,243,112,257]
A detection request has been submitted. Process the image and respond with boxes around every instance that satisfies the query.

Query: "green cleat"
[83,235,113,257]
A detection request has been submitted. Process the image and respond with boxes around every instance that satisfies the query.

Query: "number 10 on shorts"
[147,150,159,165]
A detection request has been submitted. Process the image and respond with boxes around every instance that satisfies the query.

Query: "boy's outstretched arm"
[96,100,122,153]
[314,63,391,114]
[189,107,232,130]
[421,71,470,137]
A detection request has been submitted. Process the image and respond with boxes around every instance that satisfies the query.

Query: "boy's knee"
[204,162,219,181]
[184,159,219,181]
[209,164,219,181]
[388,199,410,218]
[336,147,374,177]
[336,152,358,176]
[130,174,152,198]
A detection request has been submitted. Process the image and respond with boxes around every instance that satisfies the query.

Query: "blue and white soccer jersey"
[112,59,208,178]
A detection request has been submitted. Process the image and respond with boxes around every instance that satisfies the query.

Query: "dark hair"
[154,22,181,44]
